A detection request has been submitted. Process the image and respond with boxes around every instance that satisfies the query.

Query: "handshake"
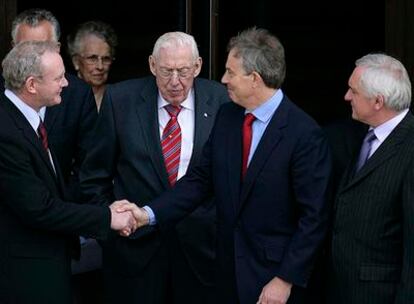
[109,200,150,236]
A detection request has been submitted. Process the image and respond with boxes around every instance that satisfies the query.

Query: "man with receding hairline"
[0,40,136,304]
[80,31,229,303]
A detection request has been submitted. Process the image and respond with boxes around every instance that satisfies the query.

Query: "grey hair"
[2,40,60,92]
[152,31,199,61]
[356,53,411,111]
[67,20,118,58]
[227,27,286,89]
[11,9,60,44]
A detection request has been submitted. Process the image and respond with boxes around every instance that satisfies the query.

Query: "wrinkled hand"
[257,277,292,304]
[109,200,137,236]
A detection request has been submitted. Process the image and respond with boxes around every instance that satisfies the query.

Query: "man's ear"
[193,57,203,77]
[251,71,264,89]
[25,76,37,94]
[149,55,157,76]
[374,94,385,110]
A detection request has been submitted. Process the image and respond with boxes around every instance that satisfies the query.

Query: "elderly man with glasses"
[80,31,230,304]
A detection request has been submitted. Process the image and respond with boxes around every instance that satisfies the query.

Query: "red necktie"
[38,119,49,151]
[242,113,256,178]
[161,104,182,186]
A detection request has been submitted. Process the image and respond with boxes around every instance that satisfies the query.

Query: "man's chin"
[167,95,186,104]
[48,98,62,107]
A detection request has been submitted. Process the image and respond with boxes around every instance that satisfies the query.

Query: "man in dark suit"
[11,8,97,201]
[11,9,102,303]
[326,53,414,304]
[123,28,331,304]
[80,32,229,303]
[324,118,367,194]
[0,40,136,304]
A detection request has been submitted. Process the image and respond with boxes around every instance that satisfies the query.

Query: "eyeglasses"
[79,54,114,66]
[158,66,194,80]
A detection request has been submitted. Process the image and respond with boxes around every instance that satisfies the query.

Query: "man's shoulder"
[110,76,154,89]
[0,95,24,140]
[60,73,94,108]
[106,76,156,97]
[281,96,321,129]
[194,78,227,94]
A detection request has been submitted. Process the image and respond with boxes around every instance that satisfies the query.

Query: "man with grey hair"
[120,27,332,304]
[0,40,137,304]
[80,31,229,303]
[10,8,97,203]
[326,53,414,304]
[9,8,104,304]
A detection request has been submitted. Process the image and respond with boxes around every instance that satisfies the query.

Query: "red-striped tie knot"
[164,104,182,118]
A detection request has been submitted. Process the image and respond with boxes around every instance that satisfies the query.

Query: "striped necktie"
[355,129,376,172]
[161,104,182,186]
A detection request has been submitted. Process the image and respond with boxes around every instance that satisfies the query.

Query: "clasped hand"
[109,200,149,236]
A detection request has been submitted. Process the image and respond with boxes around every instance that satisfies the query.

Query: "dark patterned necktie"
[161,104,182,186]
[242,113,256,178]
[38,119,49,151]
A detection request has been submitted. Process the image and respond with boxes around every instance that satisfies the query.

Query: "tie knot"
[243,113,256,126]
[364,129,376,143]
[165,104,181,118]
[38,119,46,135]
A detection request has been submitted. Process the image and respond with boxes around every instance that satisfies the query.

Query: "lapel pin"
[204,113,208,118]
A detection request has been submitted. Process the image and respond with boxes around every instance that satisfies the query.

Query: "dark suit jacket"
[324,118,367,195]
[150,96,332,304]
[327,113,414,304]
[80,76,229,285]
[45,73,97,201]
[0,93,110,304]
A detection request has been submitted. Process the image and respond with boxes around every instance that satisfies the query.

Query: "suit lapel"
[227,108,244,213]
[135,80,170,189]
[189,79,215,168]
[1,96,58,181]
[238,99,288,213]
[340,113,414,193]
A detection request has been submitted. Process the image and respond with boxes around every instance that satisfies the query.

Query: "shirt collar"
[5,89,42,131]
[246,89,284,123]
[157,88,195,111]
[372,109,409,142]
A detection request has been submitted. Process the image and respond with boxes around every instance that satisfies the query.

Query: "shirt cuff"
[142,205,156,226]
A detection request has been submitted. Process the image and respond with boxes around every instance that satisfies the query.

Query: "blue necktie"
[355,129,376,172]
